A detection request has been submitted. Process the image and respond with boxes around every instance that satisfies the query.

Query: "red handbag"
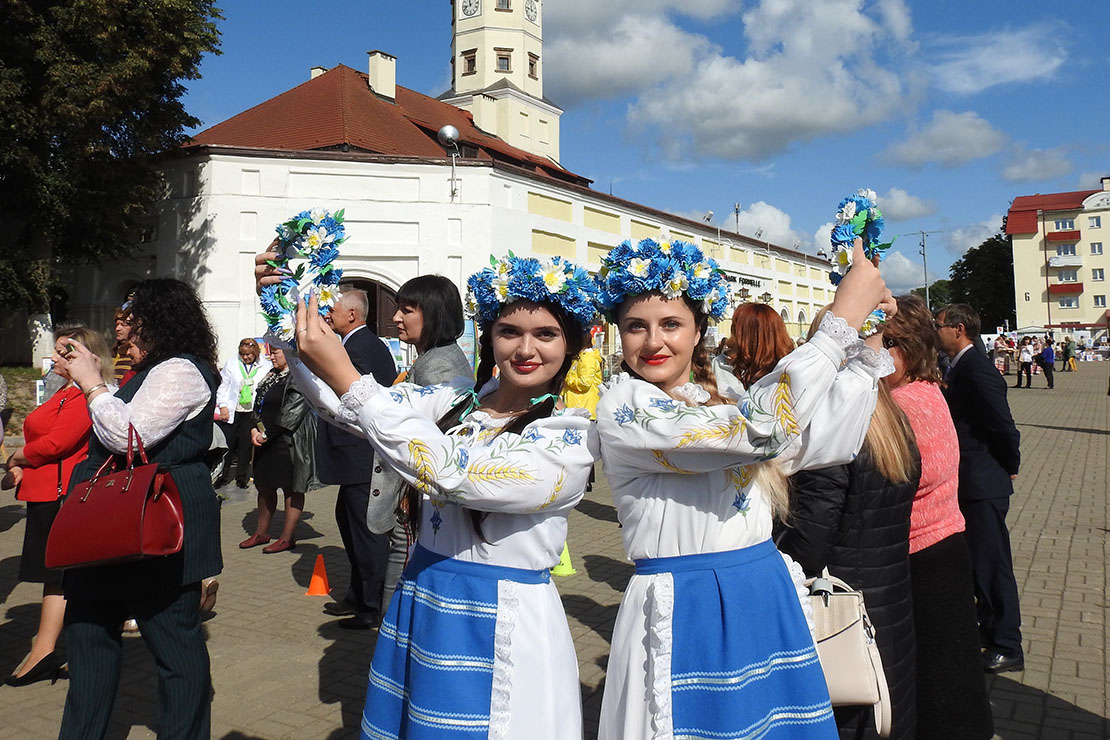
[45,426,184,570]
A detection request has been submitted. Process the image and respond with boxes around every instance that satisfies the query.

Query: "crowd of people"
[0,232,1031,739]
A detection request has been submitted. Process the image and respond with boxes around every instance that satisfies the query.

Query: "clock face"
[461,0,480,17]
[525,0,538,22]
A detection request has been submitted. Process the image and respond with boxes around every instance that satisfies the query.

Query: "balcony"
[1048,282,1084,295]
[1047,230,1082,242]
[1048,255,1083,268]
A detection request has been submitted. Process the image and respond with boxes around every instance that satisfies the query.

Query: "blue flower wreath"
[828,189,894,336]
[828,188,895,286]
[595,238,732,322]
[465,252,598,331]
[260,208,346,344]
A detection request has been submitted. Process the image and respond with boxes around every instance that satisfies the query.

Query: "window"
[528,53,539,79]
[496,0,511,8]
[1090,216,1102,229]
[1058,296,1079,309]
[1096,295,1107,308]
[462,50,477,75]
[1059,269,1078,282]
[1092,242,1104,255]
[780,309,790,323]
[1057,243,1077,256]
[496,49,512,72]
[1054,218,1075,230]
[1093,268,1105,281]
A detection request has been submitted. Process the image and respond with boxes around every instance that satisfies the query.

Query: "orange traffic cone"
[306,554,331,596]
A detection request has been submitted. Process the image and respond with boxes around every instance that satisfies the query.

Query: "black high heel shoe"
[5,652,67,686]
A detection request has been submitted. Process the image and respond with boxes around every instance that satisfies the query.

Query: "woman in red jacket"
[2,325,114,686]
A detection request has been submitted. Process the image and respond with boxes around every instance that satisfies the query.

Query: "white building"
[53,0,833,365]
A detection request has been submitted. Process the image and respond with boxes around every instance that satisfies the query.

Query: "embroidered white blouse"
[289,361,600,569]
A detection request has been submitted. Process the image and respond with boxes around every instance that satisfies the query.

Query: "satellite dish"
[437,125,460,148]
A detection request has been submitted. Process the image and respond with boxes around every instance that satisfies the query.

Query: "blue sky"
[183,0,1110,293]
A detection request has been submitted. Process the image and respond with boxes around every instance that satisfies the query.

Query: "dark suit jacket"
[316,325,397,486]
[942,344,1021,502]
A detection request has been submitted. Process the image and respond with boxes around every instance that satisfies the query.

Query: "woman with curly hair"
[60,278,222,740]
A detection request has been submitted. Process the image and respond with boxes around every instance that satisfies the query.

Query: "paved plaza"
[0,363,1107,739]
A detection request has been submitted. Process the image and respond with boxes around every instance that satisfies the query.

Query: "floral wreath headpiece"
[465,253,598,331]
[260,208,345,344]
[828,189,895,336]
[828,188,895,286]
[595,238,732,322]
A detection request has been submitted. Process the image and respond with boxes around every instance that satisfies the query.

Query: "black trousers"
[959,497,1023,658]
[217,413,254,484]
[59,584,210,740]
[1041,363,1054,388]
[334,482,389,616]
[1015,362,1032,387]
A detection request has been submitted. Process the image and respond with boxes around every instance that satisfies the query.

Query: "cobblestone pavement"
[0,363,1106,739]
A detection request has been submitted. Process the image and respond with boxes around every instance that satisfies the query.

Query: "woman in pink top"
[882,294,993,740]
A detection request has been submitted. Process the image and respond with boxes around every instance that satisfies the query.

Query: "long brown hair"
[403,301,586,541]
[864,383,919,483]
[883,294,945,386]
[726,303,796,390]
[807,305,919,483]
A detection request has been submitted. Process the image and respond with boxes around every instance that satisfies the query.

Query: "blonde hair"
[57,326,115,385]
[808,305,918,483]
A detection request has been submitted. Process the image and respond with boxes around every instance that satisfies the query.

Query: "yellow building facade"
[1007,177,1110,338]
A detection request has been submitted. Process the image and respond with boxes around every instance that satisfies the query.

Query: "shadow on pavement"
[561,594,619,644]
[0,554,21,606]
[576,499,619,524]
[582,554,633,592]
[0,504,23,535]
[987,674,1109,738]
[1015,422,1110,436]
[316,620,377,739]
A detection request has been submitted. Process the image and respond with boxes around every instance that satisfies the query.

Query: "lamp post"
[759,291,773,304]
[437,125,461,202]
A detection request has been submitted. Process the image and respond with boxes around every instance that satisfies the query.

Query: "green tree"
[948,233,1016,330]
[0,0,221,356]
[911,279,952,310]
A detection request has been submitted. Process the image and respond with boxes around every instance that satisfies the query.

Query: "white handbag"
[806,569,892,737]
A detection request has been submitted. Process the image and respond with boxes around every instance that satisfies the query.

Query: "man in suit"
[317,289,397,629]
[936,303,1024,673]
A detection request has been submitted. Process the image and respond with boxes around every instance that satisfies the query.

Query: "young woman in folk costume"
[258,253,599,740]
[594,237,896,739]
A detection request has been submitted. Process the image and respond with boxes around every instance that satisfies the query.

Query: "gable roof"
[1006,189,1099,235]
[188,64,588,185]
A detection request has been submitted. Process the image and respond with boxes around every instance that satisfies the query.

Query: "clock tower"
[442,0,562,162]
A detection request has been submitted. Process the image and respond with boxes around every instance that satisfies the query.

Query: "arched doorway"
[339,278,398,338]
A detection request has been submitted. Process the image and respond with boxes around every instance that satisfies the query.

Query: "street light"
[737,286,750,302]
[759,291,773,303]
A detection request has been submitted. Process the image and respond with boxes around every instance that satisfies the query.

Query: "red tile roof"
[1006,189,1099,235]
[188,64,588,185]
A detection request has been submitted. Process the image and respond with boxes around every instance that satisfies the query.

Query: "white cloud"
[1077,171,1107,189]
[949,214,1004,254]
[1001,147,1072,183]
[546,0,915,161]
[880,187,936,221]
[813,223,834,254]
[735,201,806,250]
[880,250,929,294]
[883,110,1007,167]
[928,26,1067,95]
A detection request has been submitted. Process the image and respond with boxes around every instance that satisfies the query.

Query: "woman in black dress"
[239,346,316,553]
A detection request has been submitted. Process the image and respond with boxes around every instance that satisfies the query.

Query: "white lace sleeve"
[88,358,213,453]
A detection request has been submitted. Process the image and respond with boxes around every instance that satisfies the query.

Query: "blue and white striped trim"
[672,646,822,692]
[674,701,833,740]
[403,580,499,619]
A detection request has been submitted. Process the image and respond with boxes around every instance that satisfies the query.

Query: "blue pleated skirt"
[361,545,550,740]
[635,540,837,739]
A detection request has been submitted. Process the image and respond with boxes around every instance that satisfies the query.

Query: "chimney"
[310,66,327,79]
[1102,175,1110,192]
[368,50,396,101]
